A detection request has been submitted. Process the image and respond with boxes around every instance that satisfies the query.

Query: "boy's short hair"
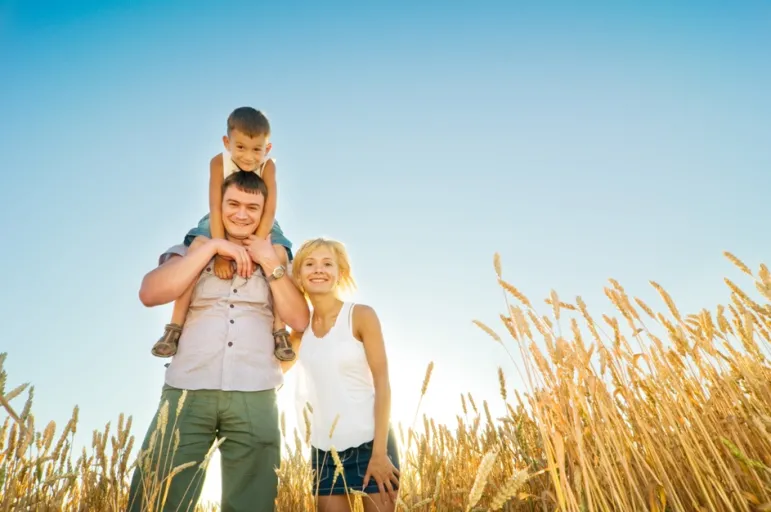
[222,170,269,198]
[227,107,271,138]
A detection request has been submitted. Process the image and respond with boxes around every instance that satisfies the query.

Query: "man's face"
[222,129,271,172]
[221,185,264,240]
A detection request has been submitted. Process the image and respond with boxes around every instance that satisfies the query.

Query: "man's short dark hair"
[227,107,271,138]
[222,170,269,198]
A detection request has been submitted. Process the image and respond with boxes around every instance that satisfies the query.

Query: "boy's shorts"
[183,213,293,261]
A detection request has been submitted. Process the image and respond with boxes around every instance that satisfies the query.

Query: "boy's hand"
[211,239,254,278]
[213,254,235,280]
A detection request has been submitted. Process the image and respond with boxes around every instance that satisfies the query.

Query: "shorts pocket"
[311,449,335,490]
[356,444,371,479]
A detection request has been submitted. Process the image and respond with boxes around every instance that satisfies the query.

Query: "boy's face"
[223,129,272,172]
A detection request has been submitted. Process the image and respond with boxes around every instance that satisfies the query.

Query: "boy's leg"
[218,389,281,512]
[126,387,218,512]
[270,239,296,361]
[184,214,212,247]
[151,284,193,357]
[152,223,210,358]
[271,243,295,361]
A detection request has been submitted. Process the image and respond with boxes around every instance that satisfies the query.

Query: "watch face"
[273,266,286,279]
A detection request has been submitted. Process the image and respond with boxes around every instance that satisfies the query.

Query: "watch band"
[268,265,286,282]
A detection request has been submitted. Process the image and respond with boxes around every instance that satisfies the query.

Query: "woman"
[291,238,400,512]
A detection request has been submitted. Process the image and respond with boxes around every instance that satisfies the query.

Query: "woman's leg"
[362,494,397,512]
[312,445,355,512]
[360,430,401,512]
[316,496,353,512]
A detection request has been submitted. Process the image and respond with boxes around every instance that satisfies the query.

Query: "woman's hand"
[363,452,400,505]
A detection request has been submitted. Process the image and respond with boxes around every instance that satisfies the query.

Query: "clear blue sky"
[1,0,769,504]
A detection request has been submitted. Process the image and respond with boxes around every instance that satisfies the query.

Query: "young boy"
[151,107,296,361]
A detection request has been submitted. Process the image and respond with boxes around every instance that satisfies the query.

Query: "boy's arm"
[209,154,234,279]
[209,154,226,241]
[255,159,277,239]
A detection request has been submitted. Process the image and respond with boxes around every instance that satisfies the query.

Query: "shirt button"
[230,304,234,308]
[228,342,233,347]
[206,267,211,272]
[230,319,234,324]
[233,289,238,293]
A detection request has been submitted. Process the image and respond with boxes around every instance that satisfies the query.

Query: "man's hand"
[212,239,253,279]
[243,235,279,268]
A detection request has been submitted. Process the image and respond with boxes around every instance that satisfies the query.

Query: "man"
[127,171,310,512]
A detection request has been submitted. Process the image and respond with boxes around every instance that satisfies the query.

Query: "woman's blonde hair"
[292,238,357,296]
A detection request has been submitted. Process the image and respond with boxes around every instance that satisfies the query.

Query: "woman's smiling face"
[299,245,340,295]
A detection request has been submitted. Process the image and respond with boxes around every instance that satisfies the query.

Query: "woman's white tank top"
[296,302,376,451]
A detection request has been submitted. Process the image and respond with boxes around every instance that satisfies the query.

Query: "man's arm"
[139,238,251,307]
[139,240,218,307]
[258,248,310,332]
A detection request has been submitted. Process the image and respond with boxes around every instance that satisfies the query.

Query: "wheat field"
[1,251,770,511]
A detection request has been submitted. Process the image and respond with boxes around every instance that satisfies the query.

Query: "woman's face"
[299,245,340,295]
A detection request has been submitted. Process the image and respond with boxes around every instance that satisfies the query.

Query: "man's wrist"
[205,238,223,257]
[260,257,283,278]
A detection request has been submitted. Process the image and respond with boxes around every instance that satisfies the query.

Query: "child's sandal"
[273,328,296,361]
[152,323,182,358]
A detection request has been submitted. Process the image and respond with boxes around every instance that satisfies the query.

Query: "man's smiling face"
[221,184,264,240]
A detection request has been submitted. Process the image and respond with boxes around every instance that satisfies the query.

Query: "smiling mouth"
[309,278,328,283]
[234,160,256,169]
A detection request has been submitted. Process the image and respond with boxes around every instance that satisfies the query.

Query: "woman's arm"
[255,159,277,239]
[355,305,392,456]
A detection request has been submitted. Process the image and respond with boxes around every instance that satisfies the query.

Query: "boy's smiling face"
[222,129,271,172]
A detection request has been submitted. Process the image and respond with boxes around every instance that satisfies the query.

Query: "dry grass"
[2,251,771,511]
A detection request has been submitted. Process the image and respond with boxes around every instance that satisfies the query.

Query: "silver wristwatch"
[268,265,286,282]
